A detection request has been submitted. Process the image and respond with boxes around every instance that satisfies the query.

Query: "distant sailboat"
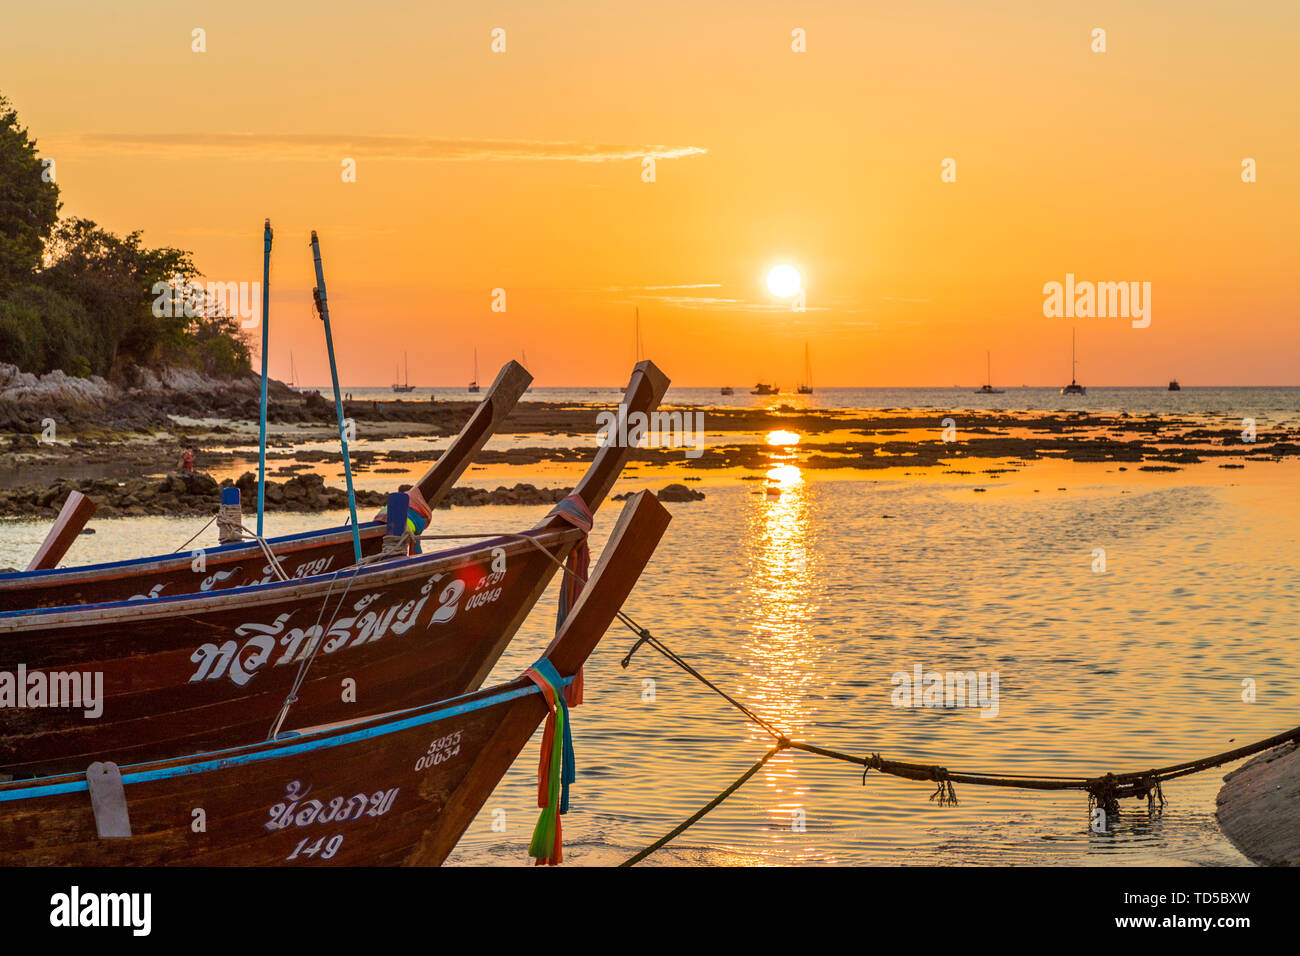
[975,351,1004,394]
[720,386,734,395]
[796,343,813,394]
[1060,329,1086,395]
[288,351,300,391]
[1168,378,1181,391]
[392,352,415,392]
[468,348,480,393]
[752,383,779,395]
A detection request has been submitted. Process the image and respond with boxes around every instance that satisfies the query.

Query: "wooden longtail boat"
[0,491,671,866]
[0,361,532,614]
[0,361,670,777]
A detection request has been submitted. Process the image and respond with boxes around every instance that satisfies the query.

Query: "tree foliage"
[0,93,60,293]
[0,93,251,378]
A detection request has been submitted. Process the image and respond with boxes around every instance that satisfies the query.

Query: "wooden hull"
[0,360,534,614]
[0,360,671,779]
[0,523,388,613]
[0,492,671,866]
[0,679,550,865]
[0,527,582,776]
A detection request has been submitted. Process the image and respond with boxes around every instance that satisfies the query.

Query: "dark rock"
[656,483,705,502]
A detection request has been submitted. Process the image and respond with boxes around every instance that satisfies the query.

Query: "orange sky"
[3,1,1297,386]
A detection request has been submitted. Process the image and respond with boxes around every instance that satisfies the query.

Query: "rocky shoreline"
[0,469,710,519]
[0,362,492,435]
[0,471,579,520]
[5,363,1300,495]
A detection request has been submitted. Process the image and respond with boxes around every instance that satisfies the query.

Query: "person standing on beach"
[179,445,195,473]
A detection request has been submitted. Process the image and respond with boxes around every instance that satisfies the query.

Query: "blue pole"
[256,219,272,537]
[309,230,362,563]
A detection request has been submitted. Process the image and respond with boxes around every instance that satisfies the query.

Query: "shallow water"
[434,475,1300,866]
[3,463,1296,866]
[317,385,1300,425]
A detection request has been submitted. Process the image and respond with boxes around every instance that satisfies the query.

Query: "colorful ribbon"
[374,485,433,554]
[524,658,576,866]
[404,486,432,554]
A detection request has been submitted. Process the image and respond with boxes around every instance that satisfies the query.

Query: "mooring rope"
[173,514,217,553]
[170,513,290,582]
[621,746,785,867]
[216,502,243,544]
[266,562,365,740]
[264,524,580,740]
[617,620,785,739]
[238,523,290,582]
[615,625,1300,863]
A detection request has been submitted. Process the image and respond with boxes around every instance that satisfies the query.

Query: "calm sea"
[319,385,1300,425]
[5,458,1296,866]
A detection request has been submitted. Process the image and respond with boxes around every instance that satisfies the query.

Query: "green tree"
[0,93,60,293]
[39,217,204,373]
[0,93,251,379]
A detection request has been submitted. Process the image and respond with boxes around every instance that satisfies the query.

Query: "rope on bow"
[542,493,593,706]
[373,485,433,555]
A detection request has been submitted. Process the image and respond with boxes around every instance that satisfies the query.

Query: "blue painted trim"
[0,675,570,804]
[0,522,385,583]
[0,529,544,620]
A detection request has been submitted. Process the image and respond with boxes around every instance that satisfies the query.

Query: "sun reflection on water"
[741,435,826,853]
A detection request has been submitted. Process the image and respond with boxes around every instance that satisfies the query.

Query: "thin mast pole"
[309,230,362,562]
[256,219,272,537]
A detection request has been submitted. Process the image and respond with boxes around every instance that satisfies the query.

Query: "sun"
[766,264,801,298]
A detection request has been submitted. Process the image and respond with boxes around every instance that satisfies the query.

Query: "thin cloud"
[604,283,724,292]
[630,293,830,313]
[55,133,707,164]
[634,295,744,308]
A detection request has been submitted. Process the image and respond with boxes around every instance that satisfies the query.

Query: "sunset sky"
[3,1,1297,386]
